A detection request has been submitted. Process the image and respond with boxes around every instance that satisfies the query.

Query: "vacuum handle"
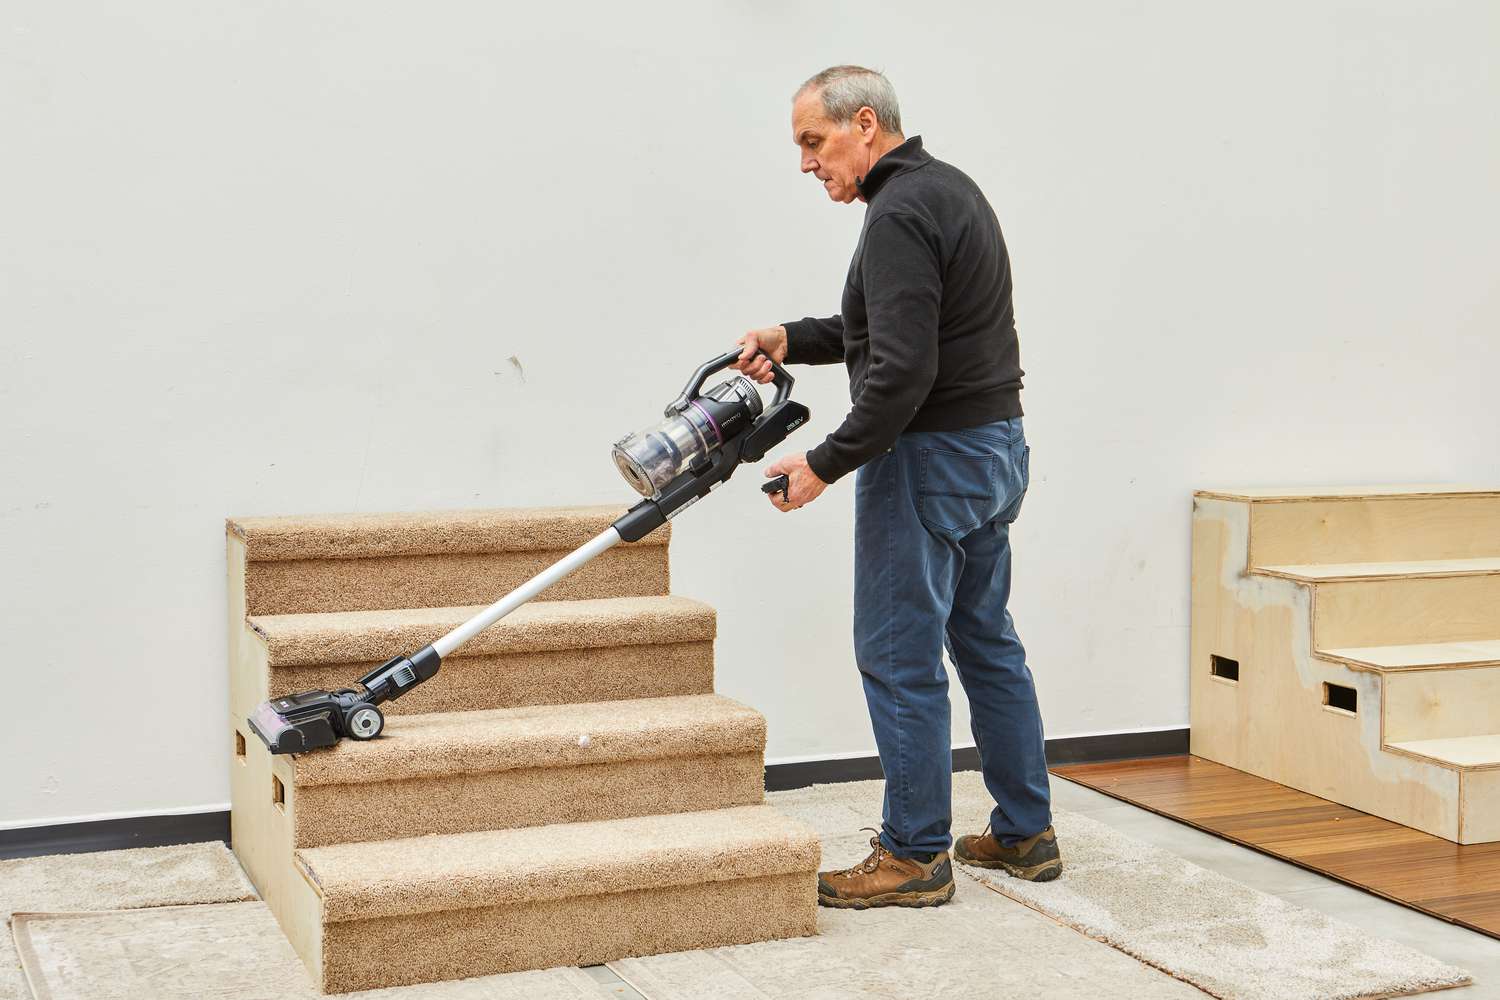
[668,347,795,413]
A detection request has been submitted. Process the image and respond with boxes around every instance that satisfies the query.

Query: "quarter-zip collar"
[855,135,930,202]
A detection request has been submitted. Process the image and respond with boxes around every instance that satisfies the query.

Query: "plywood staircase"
[227,506,819,993]
[1191,486,1500,844]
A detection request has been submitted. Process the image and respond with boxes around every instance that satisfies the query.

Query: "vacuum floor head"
[248,691,342,754]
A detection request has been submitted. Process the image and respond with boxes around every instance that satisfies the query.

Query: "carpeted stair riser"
[269,641,715,717]
[319,874,814,993]
[293,804,821,993]
[230,506,655,561]
[244,547,669,616]
[245,595,718,718]
[290,752,765,847]
[229,506,670,616]
[278,694,766,847]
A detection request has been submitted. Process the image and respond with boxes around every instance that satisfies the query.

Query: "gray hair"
[796,65,903,136]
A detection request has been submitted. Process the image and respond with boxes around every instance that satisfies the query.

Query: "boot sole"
[953,849,1062,883]
[818,880,955,910]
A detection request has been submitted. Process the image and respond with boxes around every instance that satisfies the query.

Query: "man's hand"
[733,326,788,384]
[765,452,827,512]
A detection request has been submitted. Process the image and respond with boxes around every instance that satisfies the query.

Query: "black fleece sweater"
[783,136,1023,484]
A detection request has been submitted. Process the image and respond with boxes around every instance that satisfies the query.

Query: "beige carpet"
[11,902,612,1000]
[610,773,1472,1000]
[0,841,256,1000]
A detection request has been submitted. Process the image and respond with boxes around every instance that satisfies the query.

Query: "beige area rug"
[2,840,614,1000]
[963,809,1472,1000]
[11,902,609,1000]
[610,773,1472,1000]
[0,841,256,1000]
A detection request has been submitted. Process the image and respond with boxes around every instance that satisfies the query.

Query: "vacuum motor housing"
[612,375,764,497]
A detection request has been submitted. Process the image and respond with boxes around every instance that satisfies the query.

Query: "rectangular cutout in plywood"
[273,775,286,813]
[1210,655,1240,683]
[1324,682,1358,715]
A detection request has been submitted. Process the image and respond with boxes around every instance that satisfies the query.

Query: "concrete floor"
[584,772,1500,998]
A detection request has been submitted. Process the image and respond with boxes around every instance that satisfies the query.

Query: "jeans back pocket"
[917,448,997,534]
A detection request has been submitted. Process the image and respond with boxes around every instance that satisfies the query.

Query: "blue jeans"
[853,416,1051,857]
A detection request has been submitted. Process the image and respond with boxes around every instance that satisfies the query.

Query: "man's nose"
[800,155,817,174]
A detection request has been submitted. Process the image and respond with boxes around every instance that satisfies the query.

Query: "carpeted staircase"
[227,506,820,993]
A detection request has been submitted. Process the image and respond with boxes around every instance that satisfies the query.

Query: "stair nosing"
[227,505,669,562]
[1254,557,1500,583]
[249,595,717,666]
[1384,734,1500,772]
[1195,485,1500,502]
[1317,639,1500,673]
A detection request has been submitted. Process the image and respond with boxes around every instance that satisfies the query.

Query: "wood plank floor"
[1052,754,1500,939]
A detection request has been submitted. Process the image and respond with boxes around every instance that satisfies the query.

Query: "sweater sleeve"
[805,213,941,484]
[781,315,845,365]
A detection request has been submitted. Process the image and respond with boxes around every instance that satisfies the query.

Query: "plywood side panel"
[1250,496,1500,566]
[1314,575,1500,648]
[230,532,326,988]
[229,728,325,986]
[1382,666,1500,744]
[1190,497,1462,840]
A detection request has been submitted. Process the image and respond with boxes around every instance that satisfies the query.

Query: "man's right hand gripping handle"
[734,326,788,384]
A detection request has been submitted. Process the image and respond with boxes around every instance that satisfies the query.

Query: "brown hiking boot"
[954,824,1062,882]
[817,830,955,909]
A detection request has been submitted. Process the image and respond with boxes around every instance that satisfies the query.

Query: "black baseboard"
[0,811,231,861]
[765,727,1188,791]
[2,728,1188,859]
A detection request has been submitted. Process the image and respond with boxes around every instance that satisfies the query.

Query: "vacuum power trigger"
[761,474,790,502]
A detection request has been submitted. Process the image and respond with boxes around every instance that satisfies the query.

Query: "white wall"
[3,1,1497,827]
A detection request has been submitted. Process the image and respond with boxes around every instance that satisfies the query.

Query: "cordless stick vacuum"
[247,348,809,755]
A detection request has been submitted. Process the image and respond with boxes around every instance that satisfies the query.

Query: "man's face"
[792,90,872,204]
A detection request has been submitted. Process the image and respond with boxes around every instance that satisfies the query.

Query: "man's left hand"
[765,452,827,512]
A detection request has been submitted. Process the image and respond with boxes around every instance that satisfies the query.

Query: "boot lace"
[838,828,891,877]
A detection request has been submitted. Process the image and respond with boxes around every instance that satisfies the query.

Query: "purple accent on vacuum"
[689,399,723,443]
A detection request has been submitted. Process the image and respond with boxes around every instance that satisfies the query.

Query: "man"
[734,65,1060,909]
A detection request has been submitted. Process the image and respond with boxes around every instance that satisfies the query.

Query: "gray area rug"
[0,841,256,1000]
[611,774,1472,1000]
[11,902,608,1000]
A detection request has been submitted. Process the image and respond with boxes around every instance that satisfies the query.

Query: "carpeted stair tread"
[228,505,668,561]
[250,595,716,665]
[292,694,764,786]
[297,804,820,922]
